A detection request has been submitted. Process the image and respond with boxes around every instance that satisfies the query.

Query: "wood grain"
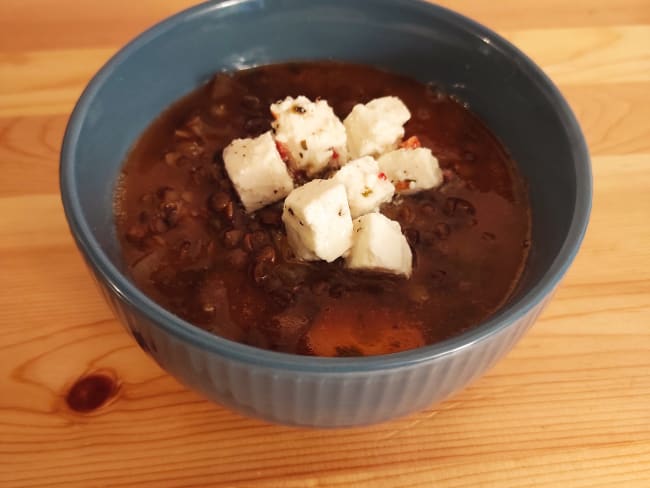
[2,0,649,51]
[1,1,649,487]
[2,25,649,117]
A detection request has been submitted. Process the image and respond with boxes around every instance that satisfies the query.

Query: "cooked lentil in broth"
[116,62,530,356]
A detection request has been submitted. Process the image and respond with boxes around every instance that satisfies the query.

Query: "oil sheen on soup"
[115,62,531,357]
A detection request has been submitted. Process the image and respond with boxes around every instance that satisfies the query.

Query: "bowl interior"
[62,0,590,364]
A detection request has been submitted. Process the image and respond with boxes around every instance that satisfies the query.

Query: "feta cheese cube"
[345,213,412,277]
[344,96,411,159]
[333,156,395,218]
[271,96,347,176]
[282,179,353,262]
[223,131,294,213]
[377,147,443,195]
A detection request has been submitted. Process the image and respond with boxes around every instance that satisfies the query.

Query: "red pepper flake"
[378,172,387,180]
[400,136,421,150]
[275,140,290,162]
[331,148,339,160]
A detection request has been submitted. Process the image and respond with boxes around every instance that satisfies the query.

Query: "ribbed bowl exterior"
[95,269,549,427]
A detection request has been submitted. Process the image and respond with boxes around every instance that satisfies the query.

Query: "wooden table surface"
[1,1,649,486]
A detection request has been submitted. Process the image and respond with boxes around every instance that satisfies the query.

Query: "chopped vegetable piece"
[400,135,421,149]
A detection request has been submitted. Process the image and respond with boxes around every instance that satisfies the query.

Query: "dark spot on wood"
[66,373,118,413]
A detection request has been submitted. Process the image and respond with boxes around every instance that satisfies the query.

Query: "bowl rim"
[60,0,592,373]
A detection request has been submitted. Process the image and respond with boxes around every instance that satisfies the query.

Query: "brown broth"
[115,61,530,356]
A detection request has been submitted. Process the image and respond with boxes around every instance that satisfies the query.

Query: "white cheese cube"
[345,213,412,277]
[377,147,443,195]
[344,96,411,159]
[332,156,395,218]
[282,179,353,262]
[223,131,294,213]
[271,96,347,176]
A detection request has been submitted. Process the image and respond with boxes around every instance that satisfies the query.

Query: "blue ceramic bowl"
[60,0,591,427]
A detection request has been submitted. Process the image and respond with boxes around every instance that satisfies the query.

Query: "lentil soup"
[115,62,531,357]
